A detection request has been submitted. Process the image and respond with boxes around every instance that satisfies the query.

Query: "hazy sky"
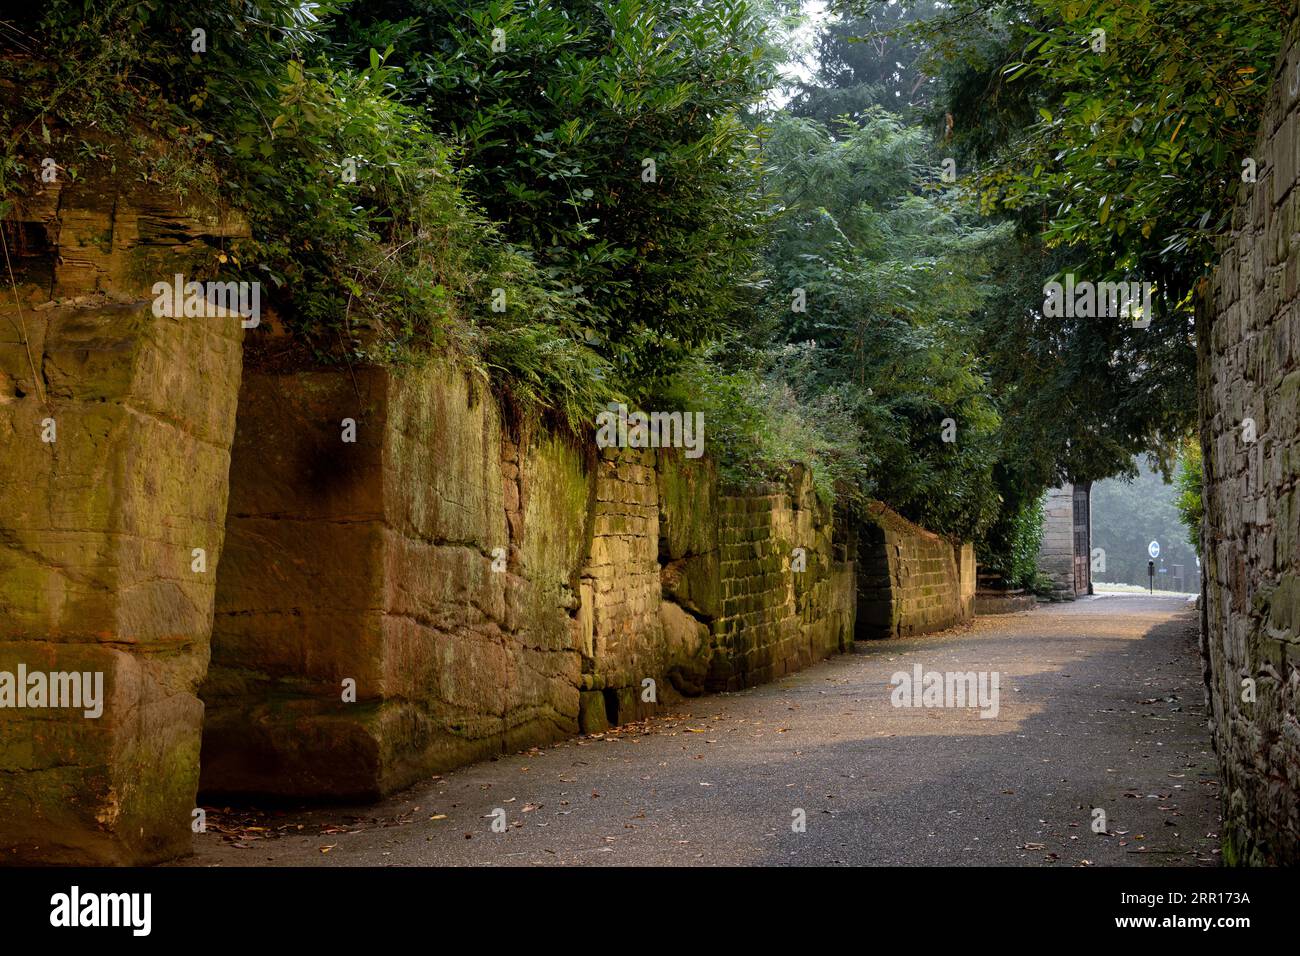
[768,0,829,107]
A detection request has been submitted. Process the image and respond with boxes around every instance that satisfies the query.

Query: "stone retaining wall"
[856,503,975,639]
[2,175,978,865]
[200,364,588,799]
[1199,18,1300,865]
[708,470,854,690]
[199,373,860,798]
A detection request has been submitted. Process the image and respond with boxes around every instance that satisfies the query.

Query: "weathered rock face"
[856,503,975,639]
[201,375,861,797]
[0,174,981,861]
[0,172,246,864]
[1200,22,1300,865]
[201,364,589,798]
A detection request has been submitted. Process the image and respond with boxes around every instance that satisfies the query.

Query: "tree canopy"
[2,0,1276,560]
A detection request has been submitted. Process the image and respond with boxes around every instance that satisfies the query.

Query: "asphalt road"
[179,594,1221,867]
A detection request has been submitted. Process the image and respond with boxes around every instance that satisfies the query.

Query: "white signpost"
[1148,540,1160,559]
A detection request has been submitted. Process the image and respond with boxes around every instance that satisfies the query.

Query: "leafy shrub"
[978,492,1045,589]
[334,0,778,390]
[749,110,1010,535]
[654,344,873,507]
[1175,438,1204,551]
[0,2,619,428]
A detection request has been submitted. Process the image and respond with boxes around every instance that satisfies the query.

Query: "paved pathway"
[179,595,1220,867]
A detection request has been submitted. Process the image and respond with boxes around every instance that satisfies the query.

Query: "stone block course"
[855,502,975,640]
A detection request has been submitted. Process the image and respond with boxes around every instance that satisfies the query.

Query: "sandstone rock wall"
[1,161,979,864]
[856,503,975,639]
[1200,20,1300,865]
[200,374,860,796]
[200,364,588,798]
[195,375,975,801]
[0,173,245,863]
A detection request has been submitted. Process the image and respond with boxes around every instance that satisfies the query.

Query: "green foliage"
[892,0,1288,335]
[983,0,1285,294]
[750,109,1009,538]
[334,0,777,390]
[1,1,619,428]
[835,1,1209,530]
[787,0,943,123]
[1174,438,1204,551]
[977,492,1045,589]
[655,344,871,506]
[969,233,1196,497]
[1,0,1233,540]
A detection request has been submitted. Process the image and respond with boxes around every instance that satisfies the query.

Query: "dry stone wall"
[1200,20,1300,865]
